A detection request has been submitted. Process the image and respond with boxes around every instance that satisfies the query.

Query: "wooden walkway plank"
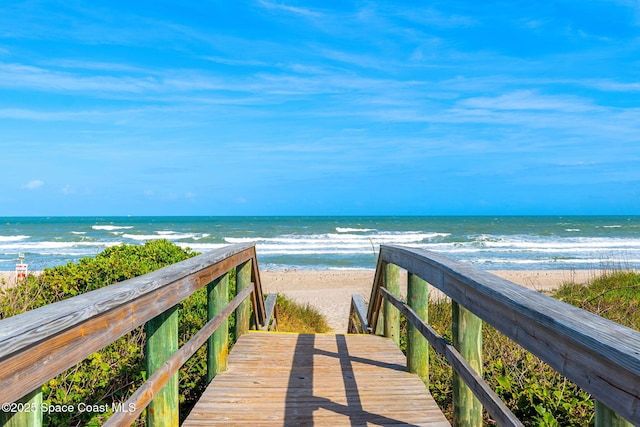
[183,332,450,426]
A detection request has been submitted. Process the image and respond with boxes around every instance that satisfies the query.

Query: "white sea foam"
[480,237,640,250]
[224,231,449,246]
[326,232,449,242]
[176,243,228,252]
[219,231,452,257]
[473,258,544,265]
[122,234,168,241]
[0,235,30,242]
[220,233,640,260]
[156,231,202,239]
[474,257,640,266]
[335,227,376,233]
[122,231,201,241]
[214,232,640,270]
[0,241,121,250]
[5,233,638,268]
[71,231,87,235]
[93,225,134,231]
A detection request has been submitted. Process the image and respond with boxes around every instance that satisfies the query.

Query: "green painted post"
[207,272,229,383]
[375,304,385,336]
[145,306,179,427]
[0,388,42,427]
[383,262,401,346]
[595,401,634,427]
[452,302,482,427]
[407,273,429,385]
[235,261,252,338]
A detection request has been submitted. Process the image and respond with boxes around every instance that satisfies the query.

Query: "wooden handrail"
[379,287,522,426]
[367,254,385,335]
[260,293,279,331]
[348,294,370,334]
[104,284,255,426]
[0,243,269,423]
[366,244,640,425]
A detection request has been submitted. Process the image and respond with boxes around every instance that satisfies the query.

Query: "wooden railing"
[350,245,640,427]
[0,243,277,427]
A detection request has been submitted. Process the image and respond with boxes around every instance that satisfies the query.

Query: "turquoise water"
[1,216,639,271]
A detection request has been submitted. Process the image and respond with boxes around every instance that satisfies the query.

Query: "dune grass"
[274,293,331,333]
[553,270,640,329]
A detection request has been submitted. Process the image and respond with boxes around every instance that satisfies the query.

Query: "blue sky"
[1,1,639,216]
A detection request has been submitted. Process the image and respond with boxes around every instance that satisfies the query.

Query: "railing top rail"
[104,283,256,426]
[372,244,640,424]
[379,286,523,427]
[0,243,264,404]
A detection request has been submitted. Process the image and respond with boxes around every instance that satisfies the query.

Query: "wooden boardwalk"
[183,331,450,426]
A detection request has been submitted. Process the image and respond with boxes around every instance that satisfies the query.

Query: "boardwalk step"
[183,331,450,426]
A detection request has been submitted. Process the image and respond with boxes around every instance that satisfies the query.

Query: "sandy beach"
[0,271,29,289]
[1,269,598,333]
[261,269,598,333]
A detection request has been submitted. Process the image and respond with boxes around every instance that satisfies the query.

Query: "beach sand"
[0,271,25,289]
[261,269,598,333]
[1,269,598,333]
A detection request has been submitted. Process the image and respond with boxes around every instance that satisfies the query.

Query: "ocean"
[1,216,639,272]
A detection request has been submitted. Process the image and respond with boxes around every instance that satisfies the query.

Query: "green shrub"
[1,239,199,318]
[1,240,205,426]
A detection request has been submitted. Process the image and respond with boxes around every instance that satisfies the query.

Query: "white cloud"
[201,56,267,67]
[0,62,234,96]
[22,180,44,190]
[588,79,640,92]
[257,1,324,18]
[458,90,598,113]
[394,7,476,28]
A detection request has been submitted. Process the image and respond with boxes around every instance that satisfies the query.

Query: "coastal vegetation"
[0,240,328,426]
[274,294,331,333]
[411,269,640,426]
